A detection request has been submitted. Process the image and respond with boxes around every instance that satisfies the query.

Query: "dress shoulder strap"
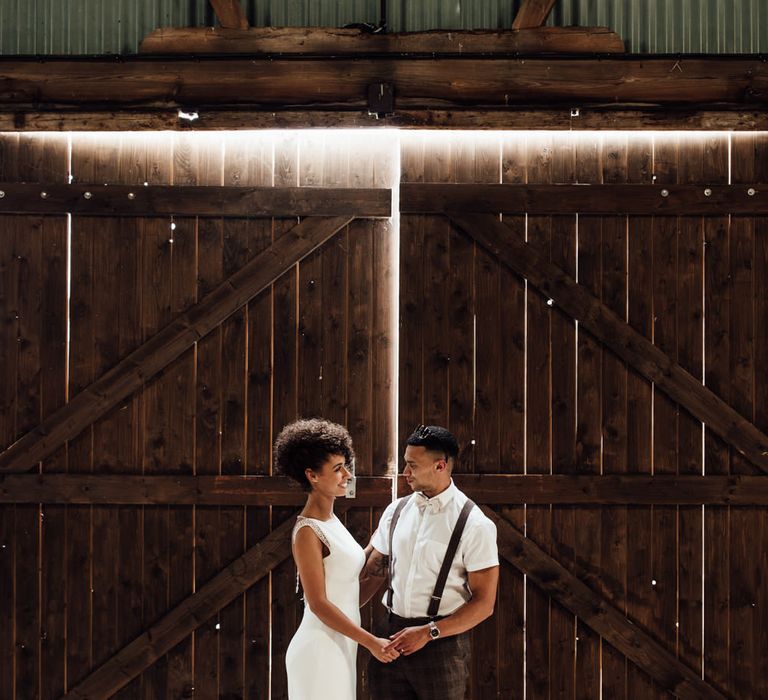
[292,516,331,550]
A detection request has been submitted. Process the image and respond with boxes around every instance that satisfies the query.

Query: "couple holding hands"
[278,419,499,700]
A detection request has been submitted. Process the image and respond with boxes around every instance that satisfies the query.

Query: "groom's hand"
[384,625,430,656]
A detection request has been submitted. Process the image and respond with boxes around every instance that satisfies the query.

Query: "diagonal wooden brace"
[485,507,729,700]
[448,212,768,474]
[0,215,353,473]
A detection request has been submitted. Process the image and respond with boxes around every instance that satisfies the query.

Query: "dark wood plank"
[400,183,768,215]
[549,135,578,700]
[751,133,768,700]
[6,108,768,133]
[572,136,601,699]
[271,134,301,700]
[728,133,759,700]
[523,133,553,700]
[599,133,629,700]
[63,514,296,700]
[496,134,526,700]
[624,133,658,700]
[0,214,354,473]
[209,0,249,29]
[649,136,680,700]
[446,211,768,474]
[512,0,557,28]
[191,135,225,700]
[486,509,727,700]
[224,133,273,700]
[398,135,427,438]
[5,57,768,124]
[0,182,391,218]
[139,26,625,55]
[5,473,768,506]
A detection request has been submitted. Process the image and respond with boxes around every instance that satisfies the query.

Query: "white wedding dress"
[286,514,365,699]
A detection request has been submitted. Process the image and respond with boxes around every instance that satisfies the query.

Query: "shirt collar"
[414,479,457,514]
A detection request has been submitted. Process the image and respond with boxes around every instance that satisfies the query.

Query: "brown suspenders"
[386,494,476,619]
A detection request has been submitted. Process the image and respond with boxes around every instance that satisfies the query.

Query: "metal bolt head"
[704,188,712,197]
[83,191,92,199]
[660,189,669,197]
[40,191,48,199]
[127,192,136,200]
[748,187,756,196]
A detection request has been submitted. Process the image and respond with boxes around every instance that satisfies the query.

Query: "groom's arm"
[359,544,388,606]
[383,565,499,656]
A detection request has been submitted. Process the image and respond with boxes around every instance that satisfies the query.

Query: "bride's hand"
[367,636,400,663]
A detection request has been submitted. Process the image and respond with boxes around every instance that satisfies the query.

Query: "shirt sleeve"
[370,500,397,555]
[462,514,499,572]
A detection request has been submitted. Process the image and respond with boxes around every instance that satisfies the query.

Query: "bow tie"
[414,492,441,515]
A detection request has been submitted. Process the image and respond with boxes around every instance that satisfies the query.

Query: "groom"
[361,425,499,699]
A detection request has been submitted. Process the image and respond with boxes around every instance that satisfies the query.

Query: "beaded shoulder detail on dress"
[292,516,331,549]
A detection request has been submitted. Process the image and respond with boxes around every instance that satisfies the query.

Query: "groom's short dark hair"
[406,425,459,460]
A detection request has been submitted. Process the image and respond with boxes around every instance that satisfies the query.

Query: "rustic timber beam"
[0,216,354,473]
[62,513,295,700]
[512,0,558,29]
[209,0,249,29]
[5,108,768,132]
[138,26,625,55]
[448,213,768,473]
[0,183,391,218]
[401,183,768,215]
[0,475,394,506]
[5,474,768,506]
[0,58,765,112]
[486,507,727,700]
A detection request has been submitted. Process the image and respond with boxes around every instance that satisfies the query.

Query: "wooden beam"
[139,26,625,55]
[63,513,294,699]
[512,0,558,29]
[486,507,727,699]
[0,216,353,473]
[401,183,768,215]
[0,475,394,506]
[209,0,249,29]
[4,108,768,132]
[0,58,765,112]
[0,183,391,218]
[5,474,768,506]
[448,213,768,473]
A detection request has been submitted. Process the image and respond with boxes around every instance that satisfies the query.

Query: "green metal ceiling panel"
[0,0,764,55]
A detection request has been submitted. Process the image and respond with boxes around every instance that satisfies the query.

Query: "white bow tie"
[415,492,441,515]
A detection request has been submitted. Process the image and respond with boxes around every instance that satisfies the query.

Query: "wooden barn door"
[398,131,768,699]
[0,131,396,699]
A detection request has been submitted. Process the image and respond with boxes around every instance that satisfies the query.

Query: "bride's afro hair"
[274,418,355,490]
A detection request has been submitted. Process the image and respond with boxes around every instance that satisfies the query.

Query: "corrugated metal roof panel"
[0,0,764,55]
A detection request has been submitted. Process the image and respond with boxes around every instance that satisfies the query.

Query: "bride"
[277,419,398,699]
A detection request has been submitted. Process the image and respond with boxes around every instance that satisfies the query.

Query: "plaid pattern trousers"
[368,614,471,700]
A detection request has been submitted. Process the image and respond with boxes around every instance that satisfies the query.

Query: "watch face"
[429,626,440,638]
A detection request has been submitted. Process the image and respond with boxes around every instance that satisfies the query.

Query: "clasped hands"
[383,624,431,657]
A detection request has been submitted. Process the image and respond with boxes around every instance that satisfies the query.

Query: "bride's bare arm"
[293,527,397,662]
[359,543,388,606]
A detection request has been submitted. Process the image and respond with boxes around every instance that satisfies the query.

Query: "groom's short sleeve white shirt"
[370,480,498,618]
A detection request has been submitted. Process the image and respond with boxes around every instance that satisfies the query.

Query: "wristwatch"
[427,620,441,640]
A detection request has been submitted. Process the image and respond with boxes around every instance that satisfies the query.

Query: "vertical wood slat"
[573,135,601,698]
[625,134,658,699]
[271,134,300,700]
[0,135,19,700]
[239,135,274,700]
[728,132,764,700]
[599,132,629,700]
[192,135,225,700]
[496,135,526,700]
[165,134,198,700]
[113,135,148,700]
[524,132,553,700]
